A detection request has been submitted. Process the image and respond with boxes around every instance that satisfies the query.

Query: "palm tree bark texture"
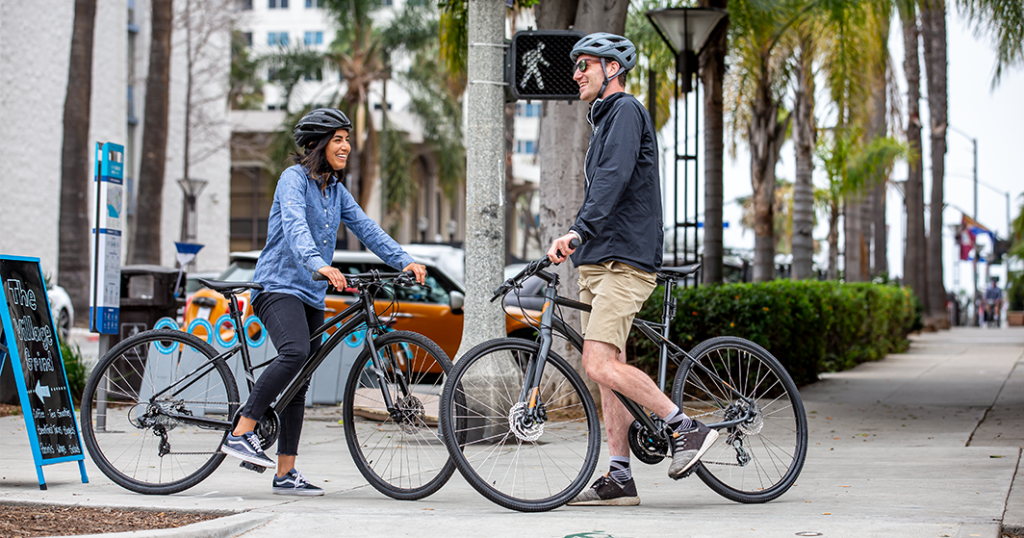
[922,0,949,323]
[901,5,929,311]
[791,27,816,281]
[750,81,790,283]
[699,0,728,285]
[58,0,97,321]
[131,0,174,265]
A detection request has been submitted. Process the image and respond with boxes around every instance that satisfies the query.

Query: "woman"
[219,108,426,496]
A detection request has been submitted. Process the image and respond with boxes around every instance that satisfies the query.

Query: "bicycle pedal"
[239,461,268,474]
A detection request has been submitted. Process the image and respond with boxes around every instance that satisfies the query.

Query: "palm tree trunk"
[828,199,840,280]
[902,8,929,310]
[131,0,174,265]
[791,35,816,281]
[699,0,727,284]
[749,80,790,282]
[844,192,864,281]
[922,0,949,323]
[870,27,889,277]
[58,0,97,321]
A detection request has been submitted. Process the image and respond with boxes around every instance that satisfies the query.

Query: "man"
[547,32,718,506]
[984,277,1003,327]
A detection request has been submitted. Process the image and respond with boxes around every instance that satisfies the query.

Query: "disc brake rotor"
[508,402,544,442]
[395,394,425,434]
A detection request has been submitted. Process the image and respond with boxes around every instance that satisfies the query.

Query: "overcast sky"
[661,6,1023,293]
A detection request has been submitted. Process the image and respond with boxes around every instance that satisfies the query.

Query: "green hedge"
[627,280,916,387]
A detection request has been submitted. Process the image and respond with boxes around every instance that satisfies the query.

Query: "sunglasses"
[575,59,591,73]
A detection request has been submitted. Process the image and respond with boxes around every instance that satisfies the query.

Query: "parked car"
[46,283,74,342]
[400,243,465,285]
[183,250,540,365]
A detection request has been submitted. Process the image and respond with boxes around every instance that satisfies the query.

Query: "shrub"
[1008,270,1024,312]
[59,335,86,406]
[628,280,915,387]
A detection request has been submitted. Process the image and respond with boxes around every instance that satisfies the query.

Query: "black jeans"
[241,292,323,456]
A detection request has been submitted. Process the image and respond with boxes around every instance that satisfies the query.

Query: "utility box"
[118,265,184,341]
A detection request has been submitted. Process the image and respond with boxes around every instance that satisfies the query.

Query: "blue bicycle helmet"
[570,32,637,100]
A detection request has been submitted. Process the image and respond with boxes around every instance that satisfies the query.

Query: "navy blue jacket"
[569,92,663,273]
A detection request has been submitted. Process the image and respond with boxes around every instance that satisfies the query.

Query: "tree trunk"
[922,0,948,322]
[828,199,840,280]
[749,79,789,282]
[870,30,889,277]
[130,0,174,265]
[699,0,727,284]
[902,9,928,310]
[791,35,815,281]
[844,192,864,281]
[58,0,98,322]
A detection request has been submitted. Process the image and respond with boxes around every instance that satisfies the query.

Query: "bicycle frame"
[518,267,757,437]
[150,282,408,431]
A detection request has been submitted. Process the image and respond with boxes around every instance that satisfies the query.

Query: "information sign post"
[90,142,123,334]
[0,256,88,489]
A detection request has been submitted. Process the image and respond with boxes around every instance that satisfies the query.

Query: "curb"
[61,511,275,538]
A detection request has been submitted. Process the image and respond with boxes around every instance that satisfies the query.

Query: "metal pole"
[972,138,978,324]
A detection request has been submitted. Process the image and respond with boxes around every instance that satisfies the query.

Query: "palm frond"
[957,0,1024,85]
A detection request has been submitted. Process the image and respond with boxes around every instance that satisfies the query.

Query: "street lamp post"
[646,8,727,281]
[177,177,208,265]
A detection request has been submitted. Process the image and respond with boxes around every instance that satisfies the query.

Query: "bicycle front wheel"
[343,330,455,500]
[671,336,807,503]
[439,338,600,512]
[80,329,239,495]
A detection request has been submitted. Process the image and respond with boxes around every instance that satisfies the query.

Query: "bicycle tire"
[670,336,807,503]
[343,330,456,500]
[80,329,239,495]
[439,338,600,512]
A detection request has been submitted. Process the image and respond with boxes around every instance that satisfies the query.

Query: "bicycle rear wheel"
[671,336,807,503]
[343,331,455,500]
[80,329,239,495]
[439,338,600,512]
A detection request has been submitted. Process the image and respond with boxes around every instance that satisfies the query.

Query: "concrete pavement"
[2,327,1022,537]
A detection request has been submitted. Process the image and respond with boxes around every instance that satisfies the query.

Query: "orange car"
[183,250,539,365]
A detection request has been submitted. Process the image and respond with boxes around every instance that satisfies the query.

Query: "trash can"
[108,265,185,399]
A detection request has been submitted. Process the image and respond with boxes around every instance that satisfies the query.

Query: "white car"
[46,283,74,342]
[400,244,465,285]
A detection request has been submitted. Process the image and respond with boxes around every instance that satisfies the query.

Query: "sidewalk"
[2,327,1022,538]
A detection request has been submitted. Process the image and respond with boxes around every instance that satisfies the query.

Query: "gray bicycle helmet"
[570,32,637,70]
[570,32,636,101]
[293,108,352,150]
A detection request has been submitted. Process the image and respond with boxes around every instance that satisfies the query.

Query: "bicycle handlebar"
[491,237,580,302]
[312,269,425,291]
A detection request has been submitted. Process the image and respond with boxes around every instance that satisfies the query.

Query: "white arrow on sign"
[34,380,51,404]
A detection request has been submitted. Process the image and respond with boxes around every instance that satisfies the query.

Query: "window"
[515,140,537,155]
[243,32,253,47]
[305,0,323,7]
[304,31,323,46]
[303,68,323,81]
[238,0,253,9]
[268,0,288,7]
[267,32,289,46]
[515,103,541,118]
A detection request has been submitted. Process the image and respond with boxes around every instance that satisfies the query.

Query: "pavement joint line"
[967,358,1018,447]
[1002,446,1024,536]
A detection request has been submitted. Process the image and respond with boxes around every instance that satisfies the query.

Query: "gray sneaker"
[220,431,276,468]
[568,474,640,506]
[272,469,324,496]
[667,421,719,479]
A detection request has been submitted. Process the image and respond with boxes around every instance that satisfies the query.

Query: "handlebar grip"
[569,237,581,249]
[312,272,328,282]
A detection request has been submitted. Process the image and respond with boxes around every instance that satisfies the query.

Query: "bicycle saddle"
[197,278,264,293]
[657,264,701,282]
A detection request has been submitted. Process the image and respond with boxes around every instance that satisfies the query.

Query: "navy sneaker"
[667,420,719,479]
[272,469,324,496]
[567,474,640,506]
[220,431,275,468]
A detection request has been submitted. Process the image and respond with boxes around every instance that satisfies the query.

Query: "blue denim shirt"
[251,165,415,308]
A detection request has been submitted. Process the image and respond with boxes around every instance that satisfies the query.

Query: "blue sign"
[0,256,88,489]
[90,142,124,334]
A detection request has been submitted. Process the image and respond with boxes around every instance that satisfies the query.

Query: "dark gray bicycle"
[438,248,808,512]
[81,270,455,499]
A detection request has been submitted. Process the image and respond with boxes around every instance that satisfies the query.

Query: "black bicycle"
[438,251,808,512]
[81,270,455,499]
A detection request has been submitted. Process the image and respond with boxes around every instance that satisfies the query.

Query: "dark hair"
[291,132,344,190]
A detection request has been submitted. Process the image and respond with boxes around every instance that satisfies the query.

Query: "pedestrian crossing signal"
[510,30,585,101]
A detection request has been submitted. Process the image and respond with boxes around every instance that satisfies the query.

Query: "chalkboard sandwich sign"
[0,255,88,489]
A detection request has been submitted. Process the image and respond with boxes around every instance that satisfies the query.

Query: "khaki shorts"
[578,261,658,353]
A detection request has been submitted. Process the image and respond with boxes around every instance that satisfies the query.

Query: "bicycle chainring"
[628,419,668,465]
[508,402,544,442]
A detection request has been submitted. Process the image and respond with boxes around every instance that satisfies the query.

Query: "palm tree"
[726,0,794,282]
[58,0,97,322]
[955,0,1024,86]
[130,0,174,265]
[790,12,816,281]
[900,0,928,310]
[261,1,464,227]
[921,0,948,322]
